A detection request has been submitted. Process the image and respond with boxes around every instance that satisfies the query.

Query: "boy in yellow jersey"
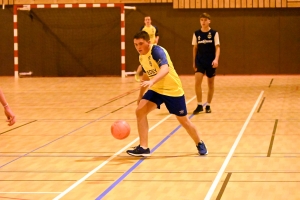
[0,88,16,126]
[135,16,159,82]
[127,31,208,157]
[140,16,159,44]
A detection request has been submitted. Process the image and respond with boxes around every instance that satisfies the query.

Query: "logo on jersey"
[198,40,213,44]
[147,68,157,77]
[208,32,212,39]
[198,36,201,41]
[157,59,161,65]
[148,56,152,66]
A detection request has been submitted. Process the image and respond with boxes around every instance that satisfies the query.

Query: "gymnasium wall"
[0,7,14,76]
[0,4,300,76]
[125,4,300,75]
[18,7,121,76]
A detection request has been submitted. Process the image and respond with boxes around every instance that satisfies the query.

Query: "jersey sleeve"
[192,33,197,45]
[214,32,220,46]
[152,46,168,67]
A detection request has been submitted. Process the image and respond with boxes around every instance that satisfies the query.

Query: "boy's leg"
[206,76,215,113]
[205,66,216,113]
[136,99,157,148]
[127,99,157,157]
[207,76,215,104]
[194,72,204,114]
[163,94,208,155]
[195,72,204,103]
[176,115,208,155]
[176,115,200,144]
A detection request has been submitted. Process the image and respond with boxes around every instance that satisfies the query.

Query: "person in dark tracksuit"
[192,13,220,114]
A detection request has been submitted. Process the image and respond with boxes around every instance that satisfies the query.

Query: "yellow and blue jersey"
[140,25,158,44]
[139,45,184,97]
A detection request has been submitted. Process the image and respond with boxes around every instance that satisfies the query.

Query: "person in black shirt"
[192,13,220,114]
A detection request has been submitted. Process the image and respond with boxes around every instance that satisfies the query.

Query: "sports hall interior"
[0,0,300,199]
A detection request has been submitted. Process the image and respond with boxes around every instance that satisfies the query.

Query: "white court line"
[204,91,264,200]
[53,96,197,200]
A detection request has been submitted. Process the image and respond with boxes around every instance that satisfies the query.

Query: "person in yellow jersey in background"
[127,31,208,157]
[135,16,159,82]
[141,16,159,44]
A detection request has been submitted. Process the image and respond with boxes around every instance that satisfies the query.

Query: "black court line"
[267,119,278,157]
[0,100,141,169]
[111,100,137,113]
[0,154,201,158]
[2,151,298,154]
[216,172,232,200]
[0,171,218,173]
[1,180,300,183]
[2,170,299,174]
[0,92,141,169]
[223,181,300,182]
[1,155,297,158]
[0,196,29,200]
[257,97,265,113]
[85,88,139,113]
[0,112,111,169]
[0,179,211,182]
[0,180,78,181]
[269,78,274,87]
[0,152,117,153]
[0,120,37,135]
[225,172,300,173]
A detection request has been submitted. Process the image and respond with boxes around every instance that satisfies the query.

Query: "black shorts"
[142,90,187,116]
[196,65,216,78]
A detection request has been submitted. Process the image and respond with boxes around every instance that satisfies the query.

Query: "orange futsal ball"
[111,120,130,140]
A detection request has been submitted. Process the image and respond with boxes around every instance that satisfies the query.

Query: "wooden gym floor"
[0,75,299,200]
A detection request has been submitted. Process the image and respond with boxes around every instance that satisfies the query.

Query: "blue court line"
[0,92,140,169]
[95,114,195,200]
[0,113,110,169]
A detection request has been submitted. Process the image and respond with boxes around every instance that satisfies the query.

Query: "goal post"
[13,3,136,78]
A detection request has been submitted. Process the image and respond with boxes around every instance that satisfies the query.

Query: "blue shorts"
[142,90,187,116]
